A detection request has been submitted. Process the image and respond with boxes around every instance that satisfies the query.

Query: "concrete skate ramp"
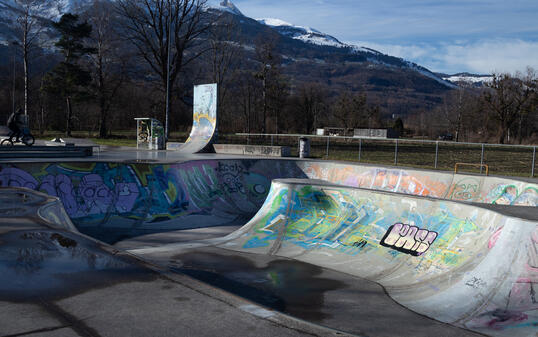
[175,84,218,153]
[218,179,537,337]
[0,158,536,336]
[0,159,536,244]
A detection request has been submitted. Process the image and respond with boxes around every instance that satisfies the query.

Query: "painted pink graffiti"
[488,226,504,249]
[380,223,438,256]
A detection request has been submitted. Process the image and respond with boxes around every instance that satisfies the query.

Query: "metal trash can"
[299,137,310,158]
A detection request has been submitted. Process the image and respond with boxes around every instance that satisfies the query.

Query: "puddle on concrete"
[171,250,345,322]
[0,229,157,302]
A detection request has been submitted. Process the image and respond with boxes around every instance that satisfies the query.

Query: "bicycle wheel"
[1,138,13,146]
[22,134,35,146]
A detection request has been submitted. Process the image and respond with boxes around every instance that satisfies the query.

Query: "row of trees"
[1,0,536,144]
[407,68,537,144]
[1,0,387,138]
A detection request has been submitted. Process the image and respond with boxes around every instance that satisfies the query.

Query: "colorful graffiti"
[240,182,485,273]
[0,160,305,242]
[447,177,481,201]
[302,164,449,198]
[301,162,538,207]
[485,185,538,206]
[231,179,537,336]
[380,223,438,256]
[177,83,218,153]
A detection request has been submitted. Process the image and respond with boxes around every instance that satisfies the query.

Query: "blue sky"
[233,0,538,74]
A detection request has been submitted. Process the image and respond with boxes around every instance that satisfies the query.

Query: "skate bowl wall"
[220,179,537,337]
[299,161,538,206]
[0,159,535,243]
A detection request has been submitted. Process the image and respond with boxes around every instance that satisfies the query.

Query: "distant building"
[353,128,400,139]
[318,127,353,137]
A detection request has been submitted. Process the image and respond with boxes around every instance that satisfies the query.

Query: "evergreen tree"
[42,14,94,137]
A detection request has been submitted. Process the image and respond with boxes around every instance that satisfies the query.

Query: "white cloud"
[352,39,538,74]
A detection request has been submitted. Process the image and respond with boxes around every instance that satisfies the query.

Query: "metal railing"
[229,133,537,178]
[455,163,489,176]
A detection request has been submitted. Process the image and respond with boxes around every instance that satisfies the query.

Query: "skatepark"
[0,85,537,337]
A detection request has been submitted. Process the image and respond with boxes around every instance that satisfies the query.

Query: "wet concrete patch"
[164,247,484,337]
[0,229,157,302]
[171,250,345,322]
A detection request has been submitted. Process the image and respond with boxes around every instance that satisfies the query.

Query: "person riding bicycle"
[7,109,24,142]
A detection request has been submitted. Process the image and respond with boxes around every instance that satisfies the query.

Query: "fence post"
[531,146,536,178]
[358,138,362,162]
[394,140,398,165]
[480,144,485,174]
[434,141,439,169]
[326,137,330,158]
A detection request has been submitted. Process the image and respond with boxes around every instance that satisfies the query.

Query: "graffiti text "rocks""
[380,223,438,256]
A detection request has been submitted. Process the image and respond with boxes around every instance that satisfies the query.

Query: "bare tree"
[254,36,282,134]
[333,91,367,133]
[1,0,61,116]
[483,73,533,144]
[234,69,260,133]
[297,83,326,134]
[207,14,240,110]
[514,67,537,143]
[86,0,129,138]
[116,0,211,138]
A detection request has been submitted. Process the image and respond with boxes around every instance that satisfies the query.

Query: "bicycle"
[1,127,35,146]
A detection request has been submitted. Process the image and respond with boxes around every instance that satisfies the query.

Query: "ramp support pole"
[531,146,536,178]
[394,140,398,165]
[434,141,439,169]
[480,144,485,174]
[358,138,362,162]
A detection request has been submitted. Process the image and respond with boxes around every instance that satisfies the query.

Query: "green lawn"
[35,131,536,178]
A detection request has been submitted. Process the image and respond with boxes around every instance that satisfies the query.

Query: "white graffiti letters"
[381,223,438,256]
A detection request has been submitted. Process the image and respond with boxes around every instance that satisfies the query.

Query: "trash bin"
[299,137,310,158]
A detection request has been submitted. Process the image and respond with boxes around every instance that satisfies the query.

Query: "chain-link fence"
[219,133,537,178]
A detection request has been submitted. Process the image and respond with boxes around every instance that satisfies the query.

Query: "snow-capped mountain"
[256,16,455,88]
[0,0,464,116]
[208,0,243,16]
[442,73,493,86]
[0,0,454,88]
[257,18,344,48]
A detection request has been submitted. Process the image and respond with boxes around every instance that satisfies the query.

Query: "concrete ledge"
[214,144,291,157]
[0,145,93,158]
[166,142,184,150]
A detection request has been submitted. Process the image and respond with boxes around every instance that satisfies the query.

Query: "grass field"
[36,131,536,178]
[221,134,537,178]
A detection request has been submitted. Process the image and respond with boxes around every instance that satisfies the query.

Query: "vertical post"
[358,138,362,162]
[531,146,536,178]
[164,0,172,141]
[394,140,398,165]
[12,43,16,115]
[434,141,439,169]
[480,144,485,174]
[326,137,330,158]
[271,135,274,146]
[136,119,139,149]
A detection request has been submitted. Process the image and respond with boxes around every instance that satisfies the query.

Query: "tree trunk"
[498,122,506,144]
[40,105,44,136]
[66,96,72,137]
[98,53,107,138]
[517,115,523,144]
[23,28,29,116]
